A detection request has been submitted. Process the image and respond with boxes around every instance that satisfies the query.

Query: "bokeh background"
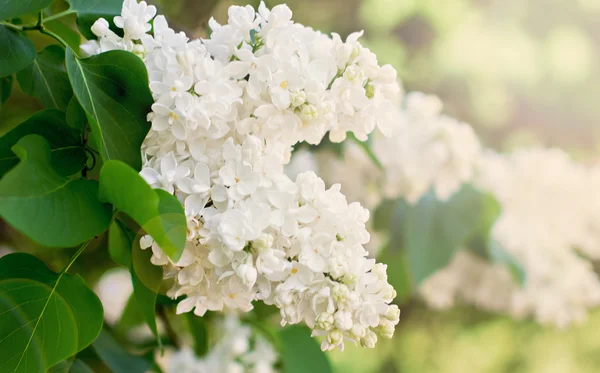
[2,0,600,372]
[191,1,600,372]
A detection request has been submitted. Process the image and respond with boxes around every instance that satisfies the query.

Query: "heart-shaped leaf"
[0,75,12,106]
[0,253,104,372]
[99,160,186,261]
[17,45,73,111]
[65,48,153,171]
[0,134,111,247]
[0,26,36,77]
[0,109,86,177]
[0,0,53,21]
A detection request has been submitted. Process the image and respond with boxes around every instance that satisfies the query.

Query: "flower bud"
[254,233,274,252]
[236,262,258,288]
[290,90,307,107]
[334,310,353,331]
[315,312,334,331]
[91,18,110,38]
[360,329,377,348]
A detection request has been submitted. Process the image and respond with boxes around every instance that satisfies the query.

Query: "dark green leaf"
[0,134,111,247]
[280,325,332,373]
[0,0,53,21]
[108,220,134,267]
[99,160,187,260]
[48,359,94,373]
[0,75,12,106]
[75,13,123,41]
[131,234,162,345]
[65,48,153,170]
[67,0,124,14]
[0,109,86,177]
[0,253,104,372]
[401,185,498,284]
[66,97,88,130]
[17,44,73,110]
[93,328,151,373]
[0,25,36,77]
[186,314,208,357]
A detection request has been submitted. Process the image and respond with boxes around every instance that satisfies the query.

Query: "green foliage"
[65,97,87,130]
[92,329,151,373]
[131,234,163,346]
[280,325,333,373]
[65,48,153,170]
[0,109,86,177]
[0,0,53,21]
[0,26,36,77]
[0,135,111,247]
[0,75,12,106]
[0,252,103,372]
[108,220,134,267]
[186,314,209,357]
[16,45,73,110]
[99,160,187,261]
[387,185,502,285]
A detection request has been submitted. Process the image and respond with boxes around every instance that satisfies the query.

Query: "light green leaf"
[401,185,498,285]
[0,253,104,373]
[45,19,82,52]
[92,328,151,373]
[108,220,134,268]
[116,295,144,334]
[0,109,86,177]
[280,325,332,373]
[65,48,153,170]
[0,0,53,21]
[99,160,186,260]
[17,45,73,110]
[0,134,112,247]
[0,75,12,106]
[0,25,36,77]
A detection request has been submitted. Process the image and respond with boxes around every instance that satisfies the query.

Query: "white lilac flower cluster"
[373,92,482,204]
[421,149,600,327]
[160,315,278,373]
[84,0,401,351]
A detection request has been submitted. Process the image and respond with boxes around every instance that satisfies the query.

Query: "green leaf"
[488,240,526,286]
[108,220,134,267]
[0,75,12,106]
[377,247,412,303]
[99,160,187,260]
[400,185,498,285]
[465,191,502,257]
[17,45,73,110]
[45,19,82,52]
[48,359,94,373]
[131,235,162,346]
[92,328,151,373]
[65,48,153,170]
[66,97,87,130]
[280,325,332,373]
[0,0,53,21]
[0,253,104,372]
[67,0,124,14]
[0,134,112,247]
[0,25,36,77]
[0,109,86,177]
[116,295,144,333]
[75,13,123,41]
[186,314,208,357]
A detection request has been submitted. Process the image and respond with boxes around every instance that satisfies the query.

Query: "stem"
[157,305,181,349]
[348,132,385,170]
[0,21,23,31]
[43,9,76,23]
[40,27,69,48]
[63,240,91,274]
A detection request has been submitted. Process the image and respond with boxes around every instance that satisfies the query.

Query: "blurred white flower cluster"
[160,315,278,373]
[85,0,400,350]
[421,148,600,327]
[373,92,482,204]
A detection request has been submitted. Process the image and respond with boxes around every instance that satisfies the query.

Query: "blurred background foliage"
[2,0,600,372]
